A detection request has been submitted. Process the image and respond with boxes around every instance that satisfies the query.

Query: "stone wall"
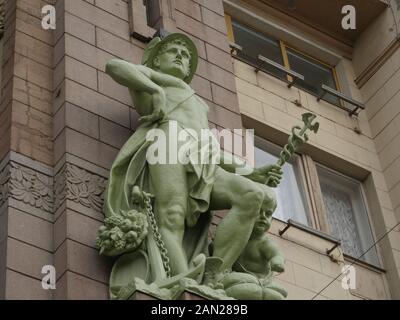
[353,0,400,298]
[0,0,55,299]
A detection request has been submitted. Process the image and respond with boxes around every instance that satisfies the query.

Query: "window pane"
[317,165,379,266]
[146,0,162,28]
[232,20,286,80]
[286,48,340,105]
[254,141,309,226]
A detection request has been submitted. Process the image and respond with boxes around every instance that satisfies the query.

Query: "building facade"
[0,0,399,299]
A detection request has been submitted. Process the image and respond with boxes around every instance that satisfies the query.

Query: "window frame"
[253,134,382,269]
[315,162,381,267]
[254,136,315,228]
[227,15,343,107]
[283,43,341,91]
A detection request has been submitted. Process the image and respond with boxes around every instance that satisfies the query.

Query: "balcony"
[258,0,388,46]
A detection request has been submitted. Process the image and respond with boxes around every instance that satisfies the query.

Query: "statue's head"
[253,186,276,236]
[253,208,273,236]
[142,33,198,83]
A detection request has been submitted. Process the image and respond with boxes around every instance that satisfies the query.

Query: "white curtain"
[317,165,379,266]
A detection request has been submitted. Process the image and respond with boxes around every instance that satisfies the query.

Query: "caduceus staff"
[266,112,319,187]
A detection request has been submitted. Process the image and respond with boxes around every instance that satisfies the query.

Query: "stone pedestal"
[179,291,206,300]
[130,290,207,301]
[130,291,159,300]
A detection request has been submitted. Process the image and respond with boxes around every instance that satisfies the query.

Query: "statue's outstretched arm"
[262,238,285,273]
[219,151,282,187]
[219,151,254,176]
[105,59,162,94]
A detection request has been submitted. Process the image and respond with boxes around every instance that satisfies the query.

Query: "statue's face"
[253,187,276,235]
[155,43,191,80]
[254,209,273,235]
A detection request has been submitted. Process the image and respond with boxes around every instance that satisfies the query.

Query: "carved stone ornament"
[0,162,10,208]
[54,163,107,212]
[8,163,53,213]
[0,154,107,220]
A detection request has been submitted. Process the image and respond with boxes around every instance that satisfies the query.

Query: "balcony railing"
[318,84,365,116]
[257,54,305,89]
[229,43,304,88]
[229,43,365,117]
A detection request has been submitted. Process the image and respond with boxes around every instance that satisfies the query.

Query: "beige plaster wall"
[234,58,393,299]
[353,0,400,298]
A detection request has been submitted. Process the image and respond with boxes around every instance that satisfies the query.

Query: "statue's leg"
[262,287,286,300]
[149,162,189,276]
[210,167,264,271]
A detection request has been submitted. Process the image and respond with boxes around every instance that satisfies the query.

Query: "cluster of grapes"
[96,209,149,256]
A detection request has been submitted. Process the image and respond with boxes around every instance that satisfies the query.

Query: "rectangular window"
[285,47,340,105]
[129,0,158,41]
[145,0,162,29]
[253,136,381,267]
[231,19,286,80]
[228,18,341,106]
[317,165,379,266]
[255,138,310,226]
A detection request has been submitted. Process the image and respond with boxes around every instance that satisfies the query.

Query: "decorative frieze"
[54,163,107,213]
[0,162,10,208]
[9,163,53,213]
[0,153,107,215]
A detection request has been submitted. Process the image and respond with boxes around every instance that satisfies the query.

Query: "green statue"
[97,32,319,300]
[223,184,287,300]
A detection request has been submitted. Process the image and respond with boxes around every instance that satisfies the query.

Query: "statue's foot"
[202,257,226,290]
[155,254,206,289]
[179,278,234,300]
[115,277,183,300]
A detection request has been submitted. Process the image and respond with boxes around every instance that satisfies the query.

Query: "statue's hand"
[270,257,285,273]
[246,165,283,187]
[139,90,166,124]
[139,109,164,124]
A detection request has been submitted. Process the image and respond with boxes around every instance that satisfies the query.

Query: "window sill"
[268,218,386,275]
[268,217,344,262]
[343,254,385,274]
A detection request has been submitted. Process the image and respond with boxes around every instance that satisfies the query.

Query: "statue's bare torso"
[130,70,209,134]
[236,237,272,277]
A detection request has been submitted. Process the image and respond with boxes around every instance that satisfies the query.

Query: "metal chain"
[143,196,172,278]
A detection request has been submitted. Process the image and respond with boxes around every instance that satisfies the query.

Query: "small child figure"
[223,185,288,300]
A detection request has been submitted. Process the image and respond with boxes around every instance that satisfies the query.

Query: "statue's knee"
[268,193,278,212]
[239,187,264,219]
[262,288,285,300]
[263,188,277,212]
[157,203,186,230]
